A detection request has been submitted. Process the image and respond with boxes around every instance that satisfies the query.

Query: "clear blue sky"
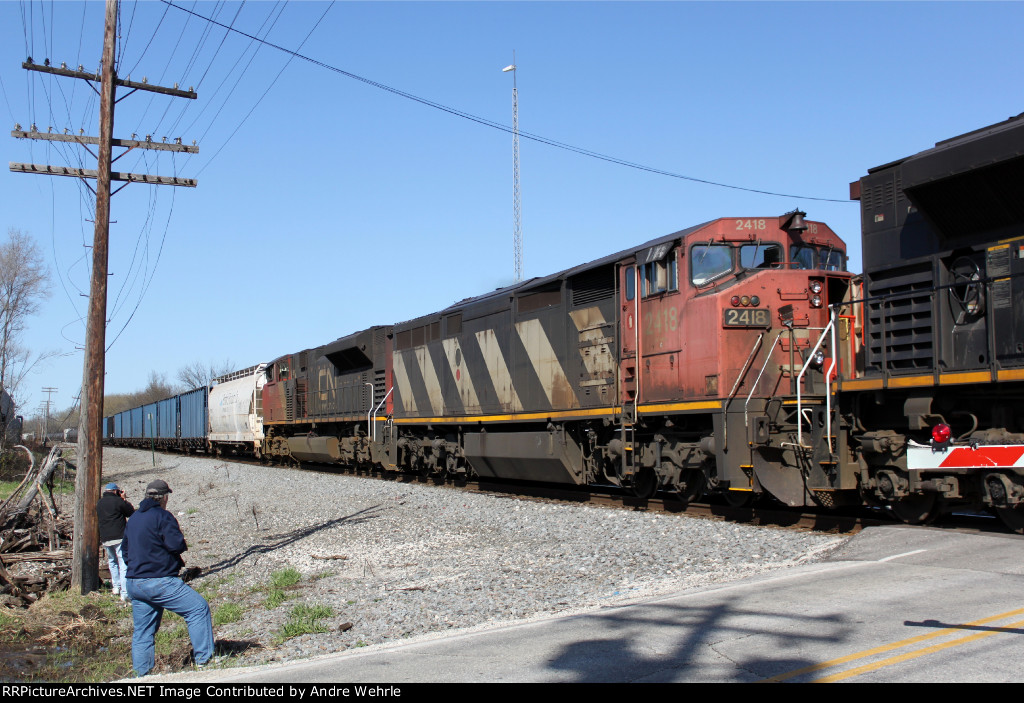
[2,1,1021,417]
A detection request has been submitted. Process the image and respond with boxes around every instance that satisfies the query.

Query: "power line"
[160,0,851,203]
[194,0,333,176]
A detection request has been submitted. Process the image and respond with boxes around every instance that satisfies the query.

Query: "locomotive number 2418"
[723,308,770,327]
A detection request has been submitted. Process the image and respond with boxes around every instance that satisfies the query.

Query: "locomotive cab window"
[821,248,845,271]
[740,243,783,269]
[790,245,816,270]
[791,245,845,271]
[640,251,677,298]
[691,244,733,286]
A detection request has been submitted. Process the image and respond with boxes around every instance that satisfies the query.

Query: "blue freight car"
[129,407,144,439]
[178,387,208,449]
[142,403,158,439]
[157,396,178,441]
[104,386,211,451]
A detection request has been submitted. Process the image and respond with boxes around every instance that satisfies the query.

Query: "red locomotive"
[256,214,851,507]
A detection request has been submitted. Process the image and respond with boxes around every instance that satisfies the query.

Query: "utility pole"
[10,0,198,593]
[41,386,57,438]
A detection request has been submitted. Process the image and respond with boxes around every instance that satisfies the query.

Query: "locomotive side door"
[634,242,683,404]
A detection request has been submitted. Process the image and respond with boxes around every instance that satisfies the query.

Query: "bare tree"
[0,228,51,446]
[177,358,235,390]
[138,370,179,404]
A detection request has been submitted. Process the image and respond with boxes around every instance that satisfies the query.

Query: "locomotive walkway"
[150,524,1024,683]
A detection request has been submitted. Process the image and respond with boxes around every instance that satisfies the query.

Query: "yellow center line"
[761,607,1024,683]
[812,617,1024,683]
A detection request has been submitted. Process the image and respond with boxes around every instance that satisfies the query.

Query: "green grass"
[154,612,189,655]
[0,609,22,632]
[270,568,301,589]
[264,588,288,609]
[262,568,303,609]
[186,507,198,515]
[273,603,334,644]
[195,575,231,598]
[0,477,74,500]
[213,602,243,626]
[0,479,22,500]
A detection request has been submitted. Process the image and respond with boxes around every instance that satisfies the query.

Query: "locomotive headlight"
[811,350,825,368]
[740,295,750,306]
[810,295,822,307]
[810,280,823,294]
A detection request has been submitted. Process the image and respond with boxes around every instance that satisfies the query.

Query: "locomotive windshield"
[740,243,783,269]
[690,244,733,286]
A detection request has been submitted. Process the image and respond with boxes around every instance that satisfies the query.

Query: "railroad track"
[112,446,1011,537]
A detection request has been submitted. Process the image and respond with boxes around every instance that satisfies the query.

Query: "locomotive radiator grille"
[865,262,935,374]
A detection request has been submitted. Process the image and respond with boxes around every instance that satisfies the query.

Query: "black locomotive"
[836,114,1024,530]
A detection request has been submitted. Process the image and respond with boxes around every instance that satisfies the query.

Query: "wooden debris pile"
[0,445,74,605]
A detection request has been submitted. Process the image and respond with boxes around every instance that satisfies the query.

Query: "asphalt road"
[149,524,1024,683]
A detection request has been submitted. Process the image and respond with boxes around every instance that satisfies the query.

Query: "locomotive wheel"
[632,468,658,499]
[675,470,705,505]
[888,493,938,525]
[995,506,1024,535]
[723,489,754,508]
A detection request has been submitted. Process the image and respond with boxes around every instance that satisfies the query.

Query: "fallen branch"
[16,445,63,515]
[0,550,72,564]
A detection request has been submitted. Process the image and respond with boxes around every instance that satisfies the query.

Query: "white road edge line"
[877,549,927,562]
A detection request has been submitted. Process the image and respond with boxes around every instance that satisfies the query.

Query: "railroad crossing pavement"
[151,525,1024,683]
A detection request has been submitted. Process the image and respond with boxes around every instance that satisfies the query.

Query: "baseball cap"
[145,479,173,496]
[104,482,119,491]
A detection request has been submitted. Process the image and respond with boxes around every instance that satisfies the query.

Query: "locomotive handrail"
[837,269,1022,308]
[796,310,836,450]
[365,383,375,440]
[744,330,786,427]
[830,304,839,455]
[723,331,765,447]
[370,387,394,442]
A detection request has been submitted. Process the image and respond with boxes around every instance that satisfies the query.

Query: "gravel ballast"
[100,447,849,668]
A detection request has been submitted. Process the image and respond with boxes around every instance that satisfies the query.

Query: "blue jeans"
[104,542,127,594]
[126,576,214,676]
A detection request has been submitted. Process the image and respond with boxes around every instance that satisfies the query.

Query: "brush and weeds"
[0,589,135,682]
[0,562,332,681]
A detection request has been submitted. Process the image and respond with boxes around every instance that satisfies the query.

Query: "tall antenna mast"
[502,53,522,282]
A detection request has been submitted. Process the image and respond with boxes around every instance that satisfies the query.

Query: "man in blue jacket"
[122,479,213,677]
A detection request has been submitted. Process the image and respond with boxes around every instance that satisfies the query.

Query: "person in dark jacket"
[122,479,213,676]
[96,482,134,600]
